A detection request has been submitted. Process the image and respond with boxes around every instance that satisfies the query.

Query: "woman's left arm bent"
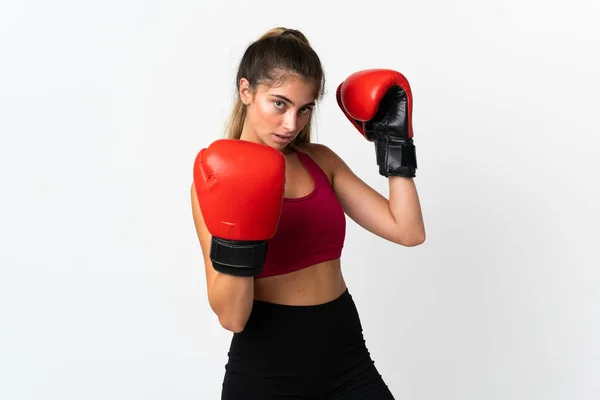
[309,143,425,247]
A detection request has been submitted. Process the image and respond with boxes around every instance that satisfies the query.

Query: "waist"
[254,259,345,305]
[226,288,369,377]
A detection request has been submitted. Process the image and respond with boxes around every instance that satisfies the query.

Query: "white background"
[1,0,599,399]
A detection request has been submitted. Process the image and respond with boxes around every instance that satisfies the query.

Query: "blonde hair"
[224,27,325,148]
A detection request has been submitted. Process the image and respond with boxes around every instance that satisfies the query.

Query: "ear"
[239,78,253,105]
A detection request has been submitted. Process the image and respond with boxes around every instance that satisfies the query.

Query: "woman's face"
[239,74,316,151]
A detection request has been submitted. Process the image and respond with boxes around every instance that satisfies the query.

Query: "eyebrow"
[271,94,315,108]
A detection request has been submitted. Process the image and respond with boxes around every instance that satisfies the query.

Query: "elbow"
[208,289,253,333]
[218,315,247,333]
[398,231,426,247]
[212,304,250,333]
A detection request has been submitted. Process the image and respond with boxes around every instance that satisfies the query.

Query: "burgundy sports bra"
[256,150,346,279]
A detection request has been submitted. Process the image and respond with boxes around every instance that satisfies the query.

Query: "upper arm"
[307,144,407,245]
[190,183,219,299]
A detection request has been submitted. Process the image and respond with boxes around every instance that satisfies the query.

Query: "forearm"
[208,272,255,333]
[388,176,425,245]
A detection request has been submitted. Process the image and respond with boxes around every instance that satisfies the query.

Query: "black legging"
[221,289,395,399]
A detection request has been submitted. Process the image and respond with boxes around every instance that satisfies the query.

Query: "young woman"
[191,27,425,400]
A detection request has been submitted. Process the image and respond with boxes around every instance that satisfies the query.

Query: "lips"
[272,133,294,144]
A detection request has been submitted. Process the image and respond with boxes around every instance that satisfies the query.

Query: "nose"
[282,110,298,133]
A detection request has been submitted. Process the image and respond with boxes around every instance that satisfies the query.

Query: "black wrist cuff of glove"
[375,139,417,178]
[209,237,267,277]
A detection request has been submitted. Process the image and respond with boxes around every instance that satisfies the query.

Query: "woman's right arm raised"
[190,183,254,333]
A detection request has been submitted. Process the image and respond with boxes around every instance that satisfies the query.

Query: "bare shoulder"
[295,142,347,179]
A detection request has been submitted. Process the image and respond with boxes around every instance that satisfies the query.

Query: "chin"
[271,143,289,152]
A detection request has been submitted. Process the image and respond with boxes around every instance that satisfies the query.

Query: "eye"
[273,101,285,109]
[299,107,313,115]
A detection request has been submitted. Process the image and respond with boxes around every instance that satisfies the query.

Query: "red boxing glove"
[193,139,286,276]
[337,69,417,178]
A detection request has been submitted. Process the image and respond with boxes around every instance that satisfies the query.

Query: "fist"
[337,69,417,178]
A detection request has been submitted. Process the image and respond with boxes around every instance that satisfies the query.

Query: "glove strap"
[209,237,267,277]
[375,138,417,178]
